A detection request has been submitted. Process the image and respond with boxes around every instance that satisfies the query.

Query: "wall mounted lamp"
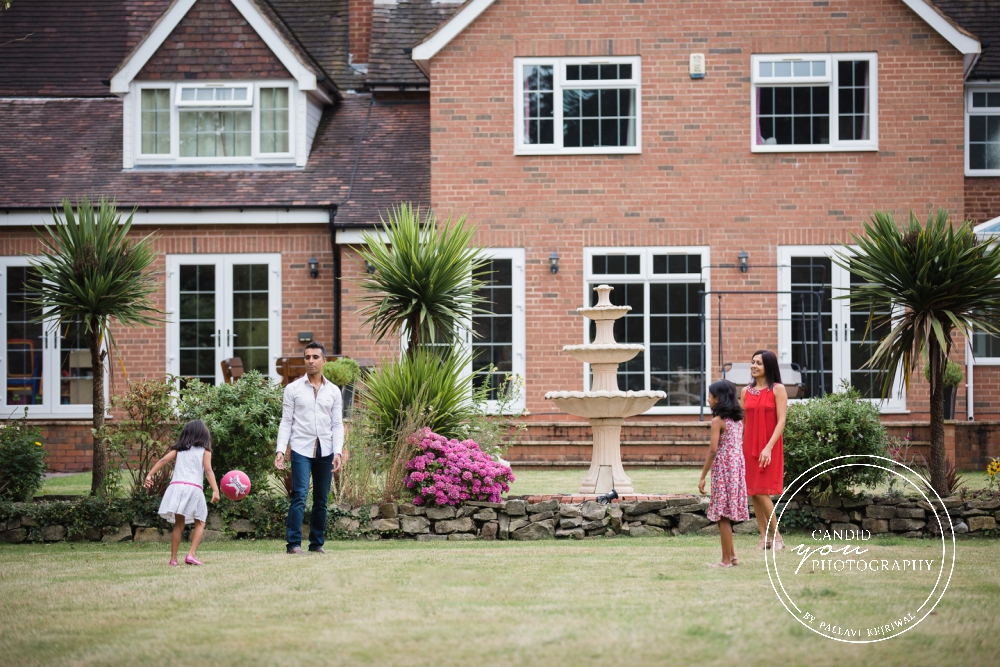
[365,260,376,275]
[738,249,749,273]
[308,256,320,279]
[549,251,560,274]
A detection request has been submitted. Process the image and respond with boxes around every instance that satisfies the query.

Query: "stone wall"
[3,494,997,545]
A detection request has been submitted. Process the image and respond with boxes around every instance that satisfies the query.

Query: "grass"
[1,536,997,666]
[42,468,995,499]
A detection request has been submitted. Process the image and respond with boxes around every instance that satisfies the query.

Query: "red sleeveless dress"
[743,385,784,495]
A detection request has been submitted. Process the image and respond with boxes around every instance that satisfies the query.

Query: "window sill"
[514,146,642,156]
[965,169,1000,177]
[751,144,878,153]
[971,358,1000,365]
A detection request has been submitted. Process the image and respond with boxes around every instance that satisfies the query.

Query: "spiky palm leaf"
[834,209,1000,494]
[27,197,162,494]
[355,204,488,355]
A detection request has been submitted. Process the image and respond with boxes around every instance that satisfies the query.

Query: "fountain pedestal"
[544,285,666,494]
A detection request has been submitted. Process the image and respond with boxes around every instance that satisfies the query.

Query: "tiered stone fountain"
[545,285,666,494]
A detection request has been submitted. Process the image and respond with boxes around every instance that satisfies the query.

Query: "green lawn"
[1,536,997,667]
[42,467,994,498]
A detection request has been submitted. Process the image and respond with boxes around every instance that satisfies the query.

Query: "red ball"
[221,470,251,501]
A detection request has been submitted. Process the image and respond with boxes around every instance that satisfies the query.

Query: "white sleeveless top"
[170,447,206,487]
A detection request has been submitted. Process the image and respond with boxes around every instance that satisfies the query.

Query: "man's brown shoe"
[310,547,327,554]
[287,546,305,554]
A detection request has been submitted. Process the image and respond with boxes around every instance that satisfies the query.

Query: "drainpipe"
[329,205,342,356]
[966,338,974,421]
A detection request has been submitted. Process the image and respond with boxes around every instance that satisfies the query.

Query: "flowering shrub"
[0,410,47,502]
[404,429,514,506]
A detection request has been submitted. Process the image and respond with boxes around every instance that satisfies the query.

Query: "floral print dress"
[707,418,750,522]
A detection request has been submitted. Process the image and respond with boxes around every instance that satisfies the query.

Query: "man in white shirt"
[274,341,344,554]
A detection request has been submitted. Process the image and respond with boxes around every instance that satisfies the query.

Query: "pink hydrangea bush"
[404,428,515,506]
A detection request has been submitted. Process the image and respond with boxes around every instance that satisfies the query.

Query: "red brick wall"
[137,0,292,80]
[0,223,336,384]
[426,0,968,422]
[349,0,373,66]
[339,246,402,363]
[965,176,1000,224]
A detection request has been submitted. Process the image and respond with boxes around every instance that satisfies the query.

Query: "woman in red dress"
[740,349,787,550]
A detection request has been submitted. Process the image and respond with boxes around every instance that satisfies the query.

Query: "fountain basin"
[544,390,666,419]
[562,344,645,365]
[577,305,631,321]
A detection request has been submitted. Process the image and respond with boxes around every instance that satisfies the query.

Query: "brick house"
[391,0,1000,466]
[0,0,437,470]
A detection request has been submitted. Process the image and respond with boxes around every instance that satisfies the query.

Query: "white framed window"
[471,248,526,414]
[966,86,1000,176]
[165,254,283,386]
[0,257,107,418]
[514,57,641,155]
[134,82,295,165]
[583,247,710,415]
[972,330,1000,364]
[751,53,878,152]
[777,246,905,412]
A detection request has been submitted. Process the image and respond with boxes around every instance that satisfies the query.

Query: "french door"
[166,254,282,385]
[0,257,98,417]
[778,246,904,410]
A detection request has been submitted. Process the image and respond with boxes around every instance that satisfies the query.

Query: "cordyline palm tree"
[28,198,161,495]
[356,203,488,356]
[836,209,1000,496]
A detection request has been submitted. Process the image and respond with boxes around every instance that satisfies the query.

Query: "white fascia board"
[411,0,495,62]
[901,0,981,55]
[0,208,330,226]
[110,0,317,94]
[336,228,389,245]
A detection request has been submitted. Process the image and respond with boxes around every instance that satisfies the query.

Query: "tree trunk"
[406,314,421,357]
[88,323,106,496]
[928,337,948,497]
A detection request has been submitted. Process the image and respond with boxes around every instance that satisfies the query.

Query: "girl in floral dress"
[699,379,749,568]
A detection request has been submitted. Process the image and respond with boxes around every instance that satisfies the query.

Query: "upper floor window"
[135,82,294,165]
[514,57,641,155]
[966,88,1000,176]
[751,53,878,153]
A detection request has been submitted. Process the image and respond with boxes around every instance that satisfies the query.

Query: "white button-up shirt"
[276,374,344,458]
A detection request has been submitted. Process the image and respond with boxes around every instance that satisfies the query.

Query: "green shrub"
[783,383,891,499]
[923,358,963,387]
[0,410,47,501]
[359,348,477,444]
[323,357,361,387]
[177,370,283,495]
[101,377,176,499]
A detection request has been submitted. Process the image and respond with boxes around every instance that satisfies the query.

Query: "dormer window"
[133,81,295,165]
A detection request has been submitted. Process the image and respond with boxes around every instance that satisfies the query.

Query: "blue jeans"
[286,450,333,551]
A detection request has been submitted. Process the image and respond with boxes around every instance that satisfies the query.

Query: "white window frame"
[513,56,642,156]
[965,83,1000,177]
[165,254,283,386]
[751,53,878,153]
[583,246,710,415]
[0,256,108,419]
[175,82,254,107]
[970,329,1000,365]
[777,246,906,412]
[132,81,296,165]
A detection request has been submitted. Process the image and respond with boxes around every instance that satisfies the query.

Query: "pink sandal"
[168,559,178,566]
[184,555,203,566]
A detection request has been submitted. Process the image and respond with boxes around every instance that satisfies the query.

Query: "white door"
[0,257,99,417]
[778,246,904,410]
[166,254,282,385]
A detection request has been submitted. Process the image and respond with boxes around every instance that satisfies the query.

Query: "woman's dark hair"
[173,419,212,452]
[751,349,782,388]
[709,379,744,421]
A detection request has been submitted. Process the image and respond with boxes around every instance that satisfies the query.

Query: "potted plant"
[323,357,361,417]
[924,358,963,420]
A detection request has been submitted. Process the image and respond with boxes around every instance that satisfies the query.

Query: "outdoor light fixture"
[308,256,319,279]
[365,260,376,275]
[738,249,749,273]
[549,251,560,274]
[596,489,618,505]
